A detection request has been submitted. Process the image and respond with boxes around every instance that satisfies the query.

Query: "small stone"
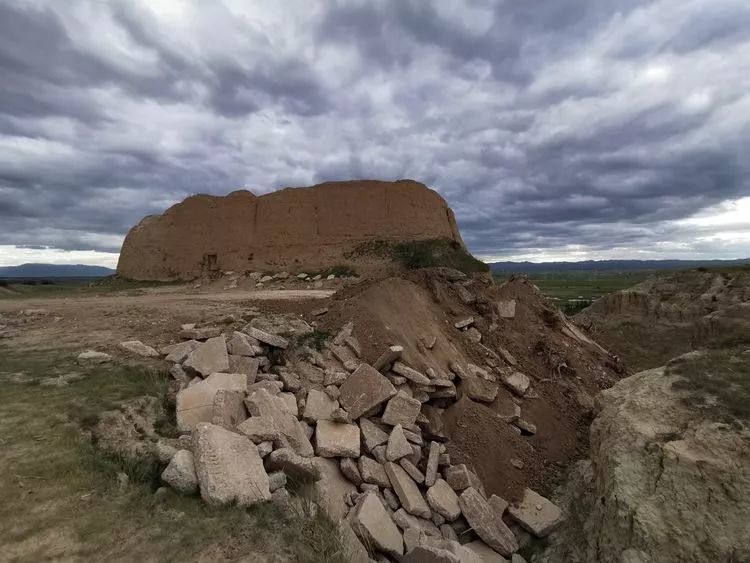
[382,391,422,427]
[465,327,482,343]
[242,325,289,349]
[118,340,159,357]
[257,441,273,458]
[311,306,328,316]
[265,448,322,482]
[315,420,360,458]
[345,335,362,357]
[501,371,531,396]
[279,370,301,392]
[383,487,400,511]
[386,424,413,461]
[358,456,391,488]
[268,471,287,492]
[179,326,222,340]
[77,350,112,363]
[385,462,431,519]
[303,388,339,422]
[324,370,348,386]
[226,331,263,356]
[161,450,198,494]
[514,418,537,435]
[183,336,230,377]
[489,494,509,517]
[425,441,441,487]
[426,479,461,521]
[324,385,340,400]
[454,317,474,329]
[372,444,388,464]
[392,508,442,537]
[497,299,516,319]
[340,458,363,486]
[211,389,248,429]
[228,355,260,385]
[464,540,509,563]
[440,524,458,542]
[373,345,404,372]
[403,428,424,446]
[459,488,518,556]
[350,492,403,558]
[330,407,351,423]
[360,418,390,451]
[510,458,524,469]
[399,458,425,484]
[507,488,564,537]
[392,361,431,385]
[339,364,397,419]
[462,377,499,403]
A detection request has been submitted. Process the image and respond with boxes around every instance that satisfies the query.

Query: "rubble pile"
[115,287,568,562]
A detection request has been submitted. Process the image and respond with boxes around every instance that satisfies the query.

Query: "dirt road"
[0,287,335,351]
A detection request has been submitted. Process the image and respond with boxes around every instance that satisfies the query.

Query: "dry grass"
[0,346,344,562]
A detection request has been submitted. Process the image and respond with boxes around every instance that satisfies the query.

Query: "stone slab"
[507,488,564,537]
[350,492,403,557]
[382,391,422,427]
[339,363,396,419]
[176,372,246,431]
[193,422,270,506]
[183,336,230,377]
[315,420,360,458]
[385,462,431,519]
[459,487,518,556]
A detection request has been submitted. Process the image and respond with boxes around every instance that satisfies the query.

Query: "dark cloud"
[1,0,749,264]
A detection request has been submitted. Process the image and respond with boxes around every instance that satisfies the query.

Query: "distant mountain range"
[0,263,115,278]
[489,258,750,273]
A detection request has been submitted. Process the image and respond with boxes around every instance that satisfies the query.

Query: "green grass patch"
[296,330,331,351]
[668,347,750,426]
[351,238,489,274]
[0,275,183,300]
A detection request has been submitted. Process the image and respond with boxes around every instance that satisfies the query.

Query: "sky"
[1,0,749,268]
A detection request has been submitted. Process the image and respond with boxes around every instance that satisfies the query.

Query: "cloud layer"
[2,0,749,266]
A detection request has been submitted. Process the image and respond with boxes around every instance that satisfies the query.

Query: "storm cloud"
[1,0,749,265]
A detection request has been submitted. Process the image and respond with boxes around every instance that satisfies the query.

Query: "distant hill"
[489,258,750,273]
[0,263,115,278]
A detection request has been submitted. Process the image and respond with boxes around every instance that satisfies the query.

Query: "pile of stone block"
[149,318,562,561]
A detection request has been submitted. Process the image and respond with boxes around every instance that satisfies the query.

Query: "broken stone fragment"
[119,340,160,357]
[462,377,499,403]
[454,283,476,305]
[265,448,322,482]
[392,508,442,539]
[459,487,519,556]
[324,369,348,386]
[192,423,270,506]
[75,349,112,365]
[345,335,362,357]
[444,464,483,493]
[392,361,432,385]
[176,372,246,431]
[160,449,198,494]
[340,458,363,486]
[454,317,474,329]
[383,487,400,511]
[236,416,280,443]
[465,327,482,343]
[514,418,537,435]
[386,424,413,461]
[304,458,357,521]
[315,420,361,458]
[385,462,432,519]
[464,539,509,563]
[507,488,564,537]
[303,388,339,422]
[183,336,230,377]
[501,371,531,396]
[497,299,516,319]
[373,345,404,372]
[489,494,509,518]
[427,478,461,521]
[358,455,391,488]
[399,458,425,484]
[242,325,289,349]
[338,363,396,419]
[360,418,391,452]
[164,340,201,363]
[210,389,247,429]
[425,441,441,487]
[268,470,287,492]
[349,492,404,558]
[179,326,222,340]
[382,391,422,427]
[226,331,264,356]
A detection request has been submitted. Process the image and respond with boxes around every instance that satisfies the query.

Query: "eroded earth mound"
[576,267,750,370]
[117,180,465,281]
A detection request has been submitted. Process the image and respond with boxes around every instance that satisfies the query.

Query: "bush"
[350,238,489,275]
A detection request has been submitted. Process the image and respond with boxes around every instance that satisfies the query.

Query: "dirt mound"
[576,267,750,370]
[117,179,465,281]
[312,270,622,501]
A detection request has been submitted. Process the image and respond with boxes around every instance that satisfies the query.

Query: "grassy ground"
[668,347,750,426]
[0,346,345,562]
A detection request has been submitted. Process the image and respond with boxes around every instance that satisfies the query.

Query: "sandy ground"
[0,287,335,352]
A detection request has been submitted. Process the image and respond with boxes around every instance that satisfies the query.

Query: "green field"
[495,270,650,314]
